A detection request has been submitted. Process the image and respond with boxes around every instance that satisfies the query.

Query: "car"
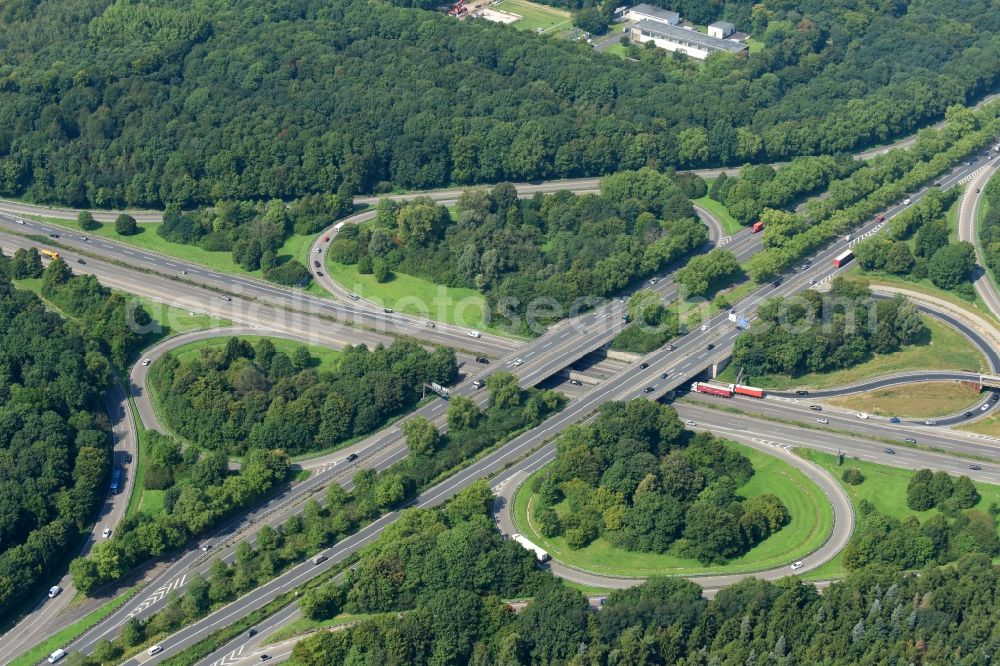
[178,269,187,275]
[639,362,649,369]
[970,464,983,471]
[643,386,655,393]
[982,403,992,411]
[665,344,675,351]
[569,379,582,386]
[800,263,810,271]
[889,416,901,424]
[471,380,482,389]
[259,656,271,662]
[49,233,59,238]
[817,418,829,424]
[47,649,66,663]
[796,390,809,396]
[903,197,912,205]
[323,236,330,242]
[426,321,435,328]
[348,293,360,300]
[649,277,659,285]
[475,356,489,364]
[102,528,112,538]
[622,314,631,323]
[312,555,328,565]
[512,358,524,367]
[124,453,133,464]
[220,295,232,302]
[200,543,211,552]
[809,278,817,285]
[992,393,1000,402]
[700,323,708,331]
[142,358,151,366]
[707,343,716,350]
[771,278,782,287]
[661,372,669,379]
[977,187,982,193]
[247,629,258,637]
[924,419,937,425]
[148,646,163,656]
[316,270,324,276]
[964,411,974,418]
[345,453,359,463]
[48,585,61,598]
[856,413,869,419]
[315,247,322,253]
[685,420,696,426]
[313,261,321,268]
[81,236,88,241]
[883,448,896,455]
[790,561,804,570]
[15,218,24,224]
[810,405,822,411]
[468,330,481,338]
[383,308,393,313]
[904,438,916,444]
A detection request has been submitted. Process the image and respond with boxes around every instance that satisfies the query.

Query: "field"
[168,335,342,370]
[25,214,320,291]
[492,0,571,33]
[695,183,743,235]
[326,260,510,335]
[798,450,1000,579]
[825,381,984,418]
[959,411,1000,438]
[513,440,833,577]
[717,315,987,390]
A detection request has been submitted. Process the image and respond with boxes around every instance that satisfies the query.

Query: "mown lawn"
[825,381,984,418]
[326,260,512,336]
[718,316,986,390]
[513,440,832,577]
[494,0,571,32]
[695,184,743,235]
[799,450,1000,579]
[169,335,342,371]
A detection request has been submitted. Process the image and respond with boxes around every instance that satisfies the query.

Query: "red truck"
[833,249,854,268]
[751,221,765,233]
[691,382,734,398]
[733,384,765,398]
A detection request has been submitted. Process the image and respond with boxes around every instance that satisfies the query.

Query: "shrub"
[842,468,865,485]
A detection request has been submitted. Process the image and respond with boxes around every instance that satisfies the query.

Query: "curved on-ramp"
[492,432,854,591]
[957,154,1000,318]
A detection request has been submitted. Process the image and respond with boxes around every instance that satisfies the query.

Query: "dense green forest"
[534,400,787,563]
[149,337,458,455]
[732,278,926,377]
[284,485,1000,665]
[329,170,706,331]
[1,0,998,207]
[0,256,114,624]
[980,170,1000,282]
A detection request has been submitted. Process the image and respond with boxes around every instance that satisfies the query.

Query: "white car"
[102,528,112,538]
[685,419,696,426]
[817,418,829,424]
[856,412,869,420]
[982,403,991,411]
[512,359,524,367]
[790,561,804,570]
[903,197,912,205]
[142,359,151,367]
[348,293,360,300]
[468,330,481,338]
[48,585,61,598]
[315,247,322,253]
[148,645,163,656]
[48,649,66,663]
[925,419,938,426]
[700,324,708,331]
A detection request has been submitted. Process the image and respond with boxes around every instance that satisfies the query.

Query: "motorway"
[2,136,998,663]
[957,153,1000,317]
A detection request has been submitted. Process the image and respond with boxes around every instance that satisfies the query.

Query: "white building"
[629,20,747,60]
[624,3,679,25]
[707,20,735,39]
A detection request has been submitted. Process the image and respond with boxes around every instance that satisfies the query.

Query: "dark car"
[661,372,669,379]
[771,278,782,287]
[569,379,582,386]
[707,344,715,350]
[77,258,86,264]
[639,362,649,369]
[970,464,983,471]
[317,271,324,276]
[475,356,489,364]
[643,386,655,393]
[313,261,321,268]
[883,448,895,455]
[992,393,999,402]
[49,233,59,238]
[796,390,809,396]
[345,453,358,463]
[964,411,974,418]
[124,453,133,464]
[259,657,270,662]
[383,308,393,313]
[809,405,822,411]
[219,295,232,302]
[247,629,257,637]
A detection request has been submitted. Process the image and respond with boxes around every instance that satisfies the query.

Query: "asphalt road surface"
[957,151,1000,318]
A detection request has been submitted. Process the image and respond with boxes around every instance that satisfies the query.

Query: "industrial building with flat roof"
[624,3,678,25]
[629,19,747,59]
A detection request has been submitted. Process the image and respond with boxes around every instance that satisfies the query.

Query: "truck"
[733,384,765,399]
[40,249,60,260]
[751,221,764,233]
[109,467,123,494]
[690,382,733,398]
[875,213,886,223]
[832,249,854,268]
[512,534,550,563]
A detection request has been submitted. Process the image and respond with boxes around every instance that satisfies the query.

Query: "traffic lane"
[195,602,301,666]
[674,402,1000,481]
[683,392,1000,462]
[0,214,519,357]
[769,371,982,398]
[959,157,1000,317]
